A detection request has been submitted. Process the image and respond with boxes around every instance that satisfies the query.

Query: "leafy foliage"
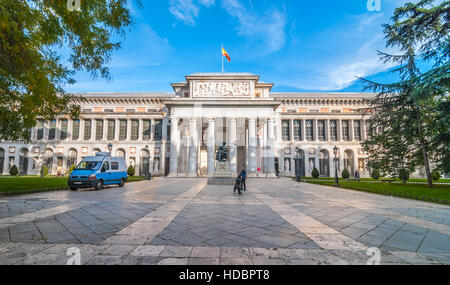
[360,0,449,188]
[371,168,380,180]
[69,164,76,174]
[431,169,441,181]
[312,167,320,178]
[398,168,410,183]
[341,169,350,179]
[9,165,18,176]
[127,165,135,176]
[41,165,48,176]
[0,0,141,141]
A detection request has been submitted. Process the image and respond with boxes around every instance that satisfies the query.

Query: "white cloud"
[221,0,287,54]
[169,0,215,26]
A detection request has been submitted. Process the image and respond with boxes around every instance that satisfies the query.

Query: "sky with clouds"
[67,0,414,93]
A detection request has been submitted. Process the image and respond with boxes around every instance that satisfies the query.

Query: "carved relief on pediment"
[192,81,251,97]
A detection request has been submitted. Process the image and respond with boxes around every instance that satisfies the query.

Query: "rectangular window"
[306,120,314,141]
[318,120,326,141]
[293,120,302,141]
[167,120,171,141]
[330,120,338,141]
[131,119,139,141]
[107,120,115,140]
[36,120,44,140]
[84,119,92,140]
[143,120,151,140]
[111,162,119,170]
[72,120,80,140]
[354,120,362,141]
[48,120,56,140]
[282,120,291,141]
[95,119,104,140]
[154,120,162,141]
[60,119,68,140]
[342,120,350,141]
[119,120,127,140]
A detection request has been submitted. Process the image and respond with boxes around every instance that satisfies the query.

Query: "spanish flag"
[222,47,231,62]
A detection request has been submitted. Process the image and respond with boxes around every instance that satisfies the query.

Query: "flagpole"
[221,44,224,73]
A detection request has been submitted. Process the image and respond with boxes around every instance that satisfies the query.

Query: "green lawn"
[300,177,450,183]
[304,180,450,204]
[0,176,147,194]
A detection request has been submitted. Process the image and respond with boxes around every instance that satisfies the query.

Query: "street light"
[107,143,113,155]
[333,146,339,187]
[145,145,152,180]
[294,147,301,182]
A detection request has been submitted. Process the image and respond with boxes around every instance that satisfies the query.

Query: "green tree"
[9,165,18,176]
[360,0,449,188]
[371,168,380,180]
[127,165,135,176]
[311,168,320,179]
[431,169,441,181]
[0,0,141,142]
[398,168,410,183]
[341,169,350,179]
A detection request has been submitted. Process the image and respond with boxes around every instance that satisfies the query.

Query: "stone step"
[208,177,236,185]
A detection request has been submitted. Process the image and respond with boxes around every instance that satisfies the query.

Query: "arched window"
[140,149,150,176]
[67,149,78,168]
[44,148,54,174]
[93,148,101,156]
[344,150,355,176]
[116,149,126,158]
[19,148,29,175]
[319,150,330,177]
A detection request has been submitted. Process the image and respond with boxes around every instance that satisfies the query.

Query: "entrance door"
[199,148,207,177]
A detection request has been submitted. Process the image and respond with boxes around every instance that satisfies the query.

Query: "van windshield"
[76,161,102,171]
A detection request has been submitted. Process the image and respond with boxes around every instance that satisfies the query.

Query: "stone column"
[266,117,276,178]
[301,119,306,141]
[114,119,120,141]
[314,119,319,142]
[229,117,237,175]
[102,119,108,142]
[350,120,355,141]
[168,117,179,177]
[187,117,198,177]
[138,119,144,141]
[248,117,257,176]
[207,118,215,177]
[126,119,131,141]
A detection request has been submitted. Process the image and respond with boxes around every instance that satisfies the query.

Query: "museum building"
[0,73,376,178]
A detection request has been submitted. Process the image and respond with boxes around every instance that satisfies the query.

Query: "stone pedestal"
[208,161,235,185]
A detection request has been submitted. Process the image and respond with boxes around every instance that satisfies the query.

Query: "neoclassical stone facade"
[0,73,376,178]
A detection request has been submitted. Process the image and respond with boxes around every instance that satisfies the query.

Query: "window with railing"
[119,120,127,140]
[330,120,337,141]
[318,120,326,141]
[282,120,291,141]
[354,120,362,141]
[95,119,103,140]
[154,120,162,141]
[342,120,350,141]
[84,119,92,140]
[48,120,56,140]
[293,120,302,141]
[143,120,151,140]
[306,120,314,141]
[131,120,139,141]
[107,120,115,140]
[60,120,68,140]
[72,120,80,140]
[36,120,44,140]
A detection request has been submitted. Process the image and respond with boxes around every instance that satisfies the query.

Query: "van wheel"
[119,178,125,187]
[95,180,104,191]
[70,186,78,191]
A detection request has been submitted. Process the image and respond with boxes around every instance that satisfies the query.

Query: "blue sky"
[67,0,412,93]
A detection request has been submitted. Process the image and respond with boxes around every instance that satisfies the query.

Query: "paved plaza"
[0,178,449,265]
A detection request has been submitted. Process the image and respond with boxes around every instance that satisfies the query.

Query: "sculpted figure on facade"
[193,81,250,97]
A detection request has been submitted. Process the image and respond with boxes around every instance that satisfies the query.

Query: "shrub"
[127,165,135,177]
[9,165,18,176]
[341,169,350,179]
[42,165,48,176]
[311,168,320,178]
[371,168,380,180]
[431,170,441,181]
[69,165,76,174]
[398,168,410,183]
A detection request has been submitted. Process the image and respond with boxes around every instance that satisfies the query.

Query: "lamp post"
[333,146,339,187]
[145,145,152,180]
[107,143,113,156]
[294,147,301,182]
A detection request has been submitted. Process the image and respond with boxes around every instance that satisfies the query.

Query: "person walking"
[239,168,247,191]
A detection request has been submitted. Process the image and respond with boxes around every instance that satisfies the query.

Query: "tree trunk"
[416,111,433,188]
